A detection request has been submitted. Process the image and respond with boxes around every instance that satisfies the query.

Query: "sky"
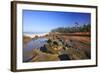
[23,10,91,33]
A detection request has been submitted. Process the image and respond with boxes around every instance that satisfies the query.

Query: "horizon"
[23,32,50,34]
[23,10,91,33]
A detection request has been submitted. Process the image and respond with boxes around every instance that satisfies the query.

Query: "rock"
[53,41,59,46]
[65,40,73,48]
[34,35,39,38]
[58,54,70,60]
[23,36,32,44]
[31,50,60,62]
[47,39,52,43]
[40,45,48,53]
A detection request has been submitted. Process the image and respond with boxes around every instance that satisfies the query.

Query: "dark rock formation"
[58,54,70,60]
[40,45,48,52]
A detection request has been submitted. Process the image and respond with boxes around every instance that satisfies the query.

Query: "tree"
[51,23,91,33]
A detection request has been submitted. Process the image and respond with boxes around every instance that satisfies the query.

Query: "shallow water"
[23,38,48,61]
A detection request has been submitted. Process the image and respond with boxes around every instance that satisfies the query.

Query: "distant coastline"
[23,32,49,38]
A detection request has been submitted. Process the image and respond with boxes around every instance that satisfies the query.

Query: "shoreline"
[23,32,91,62]
[23,32,49,38]
[23,32,90,38]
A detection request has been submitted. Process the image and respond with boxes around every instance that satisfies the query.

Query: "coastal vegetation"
[51,23,90,33]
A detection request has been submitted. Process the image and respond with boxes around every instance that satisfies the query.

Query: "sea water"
[23,32,49,38]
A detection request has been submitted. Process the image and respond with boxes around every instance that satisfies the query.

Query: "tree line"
[51,23,91,33]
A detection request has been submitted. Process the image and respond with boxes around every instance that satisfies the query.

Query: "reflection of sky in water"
[23,38,48,62]
[23,38,48,52]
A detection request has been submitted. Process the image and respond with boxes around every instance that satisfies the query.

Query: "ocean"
[23,32,49,38]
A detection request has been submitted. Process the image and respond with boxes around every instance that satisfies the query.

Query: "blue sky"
[23,10,91,33]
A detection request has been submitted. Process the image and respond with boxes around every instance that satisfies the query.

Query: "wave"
[23,32,49,38]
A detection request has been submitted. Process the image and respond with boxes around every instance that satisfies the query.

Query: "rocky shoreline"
[23,32,91,62]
